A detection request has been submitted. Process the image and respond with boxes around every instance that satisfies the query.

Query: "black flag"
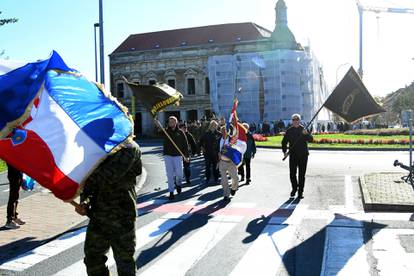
[324,67,386,123]
[124,79,183,117]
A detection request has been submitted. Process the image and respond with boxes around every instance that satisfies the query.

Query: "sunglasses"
[292,118,300,121]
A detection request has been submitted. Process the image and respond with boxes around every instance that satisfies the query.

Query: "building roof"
[112,22,272,54]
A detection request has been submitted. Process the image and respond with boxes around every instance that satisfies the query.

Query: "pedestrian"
[179,122,197,186]
[282,114,313,199]
[238,123,256,184]
[163,116,189,200]
[218,126,239,200]
[4,163,25,229]
[199,120,221,184]
[74,140,142,276]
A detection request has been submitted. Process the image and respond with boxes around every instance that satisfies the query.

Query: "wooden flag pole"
[69,200,80,208]
[153,118,188,162]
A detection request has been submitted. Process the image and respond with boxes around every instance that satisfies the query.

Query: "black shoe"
[298,193,304,199]
[246,179,251,185]
[168,192,175,200]
[290,190,296,197]
[240,177,245,182]
[230,189,236,196]
[175,184,182,194]
[186,179,191,186]
[205,179,210,185]
[223,196,230,201]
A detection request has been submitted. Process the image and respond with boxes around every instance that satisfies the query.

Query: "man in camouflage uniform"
[75,140,142,276]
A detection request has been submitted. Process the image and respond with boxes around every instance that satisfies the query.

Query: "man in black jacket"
[281,114,313,199]
[163,116,189,200]
[179,122,197,186]
[199,120,221,184]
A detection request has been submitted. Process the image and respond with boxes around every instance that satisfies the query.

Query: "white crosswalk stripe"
[54,214,185,276]
[140,215,243,276]
[230,204,308,276]
[0,197,413,276]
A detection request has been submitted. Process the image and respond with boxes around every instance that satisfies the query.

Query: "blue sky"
[1,0,414,97]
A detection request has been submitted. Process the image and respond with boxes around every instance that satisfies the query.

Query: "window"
[167,79,176,88]
[117,83,124,98]
[205,77,210,94]
[187,110,197,121]
[187,78,195,95]
[149,80,156,85]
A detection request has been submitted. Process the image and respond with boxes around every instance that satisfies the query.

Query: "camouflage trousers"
[83,145,141,276]
[84,217,136,276]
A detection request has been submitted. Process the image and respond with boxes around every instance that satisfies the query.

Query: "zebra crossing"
[0,197,413,276]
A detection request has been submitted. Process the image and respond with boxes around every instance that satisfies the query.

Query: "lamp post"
[98,0,105,86]
[94,23,99,83]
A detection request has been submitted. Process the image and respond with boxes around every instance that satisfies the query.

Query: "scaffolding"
[208,48,330,124]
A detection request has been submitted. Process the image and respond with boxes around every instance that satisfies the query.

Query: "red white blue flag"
[0,51,134,201]
[222,99,247,167]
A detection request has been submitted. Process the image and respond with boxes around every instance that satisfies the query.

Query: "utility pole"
[94,23,99,83]
[99,0,105,85]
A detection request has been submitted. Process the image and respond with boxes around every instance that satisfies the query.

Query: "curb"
[257,145,411,152]
[359,173,414,212]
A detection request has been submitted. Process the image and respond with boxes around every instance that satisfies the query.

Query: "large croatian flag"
[0,51,133,201]
[222,99,247,167]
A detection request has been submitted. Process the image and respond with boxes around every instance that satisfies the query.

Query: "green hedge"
[0,160,6,173]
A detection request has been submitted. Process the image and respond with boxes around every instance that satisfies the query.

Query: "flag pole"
[282,103,325,161]
[69,200,80,208]
[153,117,188,161]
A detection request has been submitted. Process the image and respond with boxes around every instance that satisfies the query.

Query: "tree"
[0,11,18,27]
[391,86,414,122]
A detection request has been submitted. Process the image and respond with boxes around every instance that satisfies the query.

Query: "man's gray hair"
[291,114,301,120]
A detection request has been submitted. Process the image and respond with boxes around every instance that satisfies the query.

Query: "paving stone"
[359,172,414,212]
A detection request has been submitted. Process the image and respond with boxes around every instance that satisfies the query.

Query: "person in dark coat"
[179,122,197,185]
[4,163,25,229]
[281,114,313,199]
[163,116,189,200]
[198,120,221,184]
[238,123,256,184]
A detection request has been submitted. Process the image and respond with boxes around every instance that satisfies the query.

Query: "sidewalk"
[360,172,414,212]
[0,190,87,261]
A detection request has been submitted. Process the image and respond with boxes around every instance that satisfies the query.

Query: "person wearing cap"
[179,122,197,186]
[281,114,313,199]
[218,125,239,200]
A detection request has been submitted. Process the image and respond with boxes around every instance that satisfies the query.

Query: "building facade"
[109,0,329,136]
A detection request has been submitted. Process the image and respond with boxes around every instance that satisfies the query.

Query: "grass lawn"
[256,133,412,149]
[0,160,6,173]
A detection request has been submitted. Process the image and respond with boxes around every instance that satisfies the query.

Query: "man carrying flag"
[218,99,247,200]
[0,52,142,275]
[123,79,190,200]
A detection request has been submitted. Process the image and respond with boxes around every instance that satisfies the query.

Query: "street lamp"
[336,62,351,84]
[98,0,105,86]
[94,23,99,83]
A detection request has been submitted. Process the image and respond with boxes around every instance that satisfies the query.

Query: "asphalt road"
[0,146,413,275]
